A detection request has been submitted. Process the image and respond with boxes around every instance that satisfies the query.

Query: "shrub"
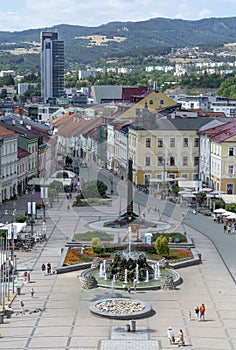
[16,215,27,223]
[91,237,105,254]
[154,235,170,257]
[81,180,107,199]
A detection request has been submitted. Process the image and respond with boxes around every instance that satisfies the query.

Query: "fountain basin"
[81,264,181,290]
[89,298,152,319]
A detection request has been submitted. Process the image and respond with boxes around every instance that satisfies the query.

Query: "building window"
[193,173,198,180]
[145,157,151,166]
[183,138,188,147]
[158,138,163,147]
[157,156,163,166]
[183,157,188,166]
[194,157,199,166]
[144,174,150,186]
[146,138,151,148]
[229,147,234,156]
[170,156,175,166]
[170,138,175,148]
[194,138,199,147]
[228,165,234,175]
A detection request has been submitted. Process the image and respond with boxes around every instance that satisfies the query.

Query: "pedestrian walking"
[127,286,131,294]
[227,224,231,234]
[31,288,35,298]
[47,262,52,275]
[147,205,151,213]
[41,263,46,276]
[199,303,206,321]
[20,300,25,314]
[195,306,199,320]
[223,224,227,234]
[167,326,175,344]
[177,329,185,347]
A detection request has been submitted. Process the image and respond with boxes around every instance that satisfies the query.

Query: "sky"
[0,0,236,32]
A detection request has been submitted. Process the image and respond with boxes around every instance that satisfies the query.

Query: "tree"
[0,88,7,99]
[81,180,107,199]
[154,235,170,258]
[91,237,105,254]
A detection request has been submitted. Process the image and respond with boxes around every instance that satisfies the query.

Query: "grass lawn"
[73,230,114,242]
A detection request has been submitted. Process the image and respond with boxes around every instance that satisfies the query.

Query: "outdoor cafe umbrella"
[214,208,226,214]
[226,213,236,220]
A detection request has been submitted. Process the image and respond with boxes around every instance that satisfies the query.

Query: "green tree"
[0,88,7,99]
[81,180,107,199]
[154,235,170,258]
[91,237,105,254]
[217,75,236,99]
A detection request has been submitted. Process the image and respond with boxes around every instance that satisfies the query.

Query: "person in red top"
[199,303,206,320]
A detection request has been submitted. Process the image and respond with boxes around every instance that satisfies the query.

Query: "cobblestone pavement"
[1,193,236,350]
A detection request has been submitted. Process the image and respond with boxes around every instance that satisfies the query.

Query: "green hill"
[0,17,236,72]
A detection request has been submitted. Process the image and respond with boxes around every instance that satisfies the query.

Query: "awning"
[220,194,236,204]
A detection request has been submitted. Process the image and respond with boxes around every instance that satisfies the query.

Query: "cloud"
[0,0,235,31]
[199,8,212,18]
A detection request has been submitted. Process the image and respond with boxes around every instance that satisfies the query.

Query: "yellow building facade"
[128,118,202,187]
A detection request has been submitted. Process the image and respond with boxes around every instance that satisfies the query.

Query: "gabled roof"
[0,124,16,138]
[57,118,86,137]
[0,120,38,140]
[18,147,30,158]
[200,120,236,142]
[114,91,179,122]
[50,112,75,127]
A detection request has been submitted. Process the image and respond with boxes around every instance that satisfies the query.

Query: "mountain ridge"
[0,17,236,69]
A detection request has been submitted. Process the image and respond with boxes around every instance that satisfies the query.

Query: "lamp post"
[28,186,36,238]
[162,158,168,200]
[5,207,17,296]
[0,233,6,312]
[109,175,114,194]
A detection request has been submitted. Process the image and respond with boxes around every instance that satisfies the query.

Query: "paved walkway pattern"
[1,193,236,350]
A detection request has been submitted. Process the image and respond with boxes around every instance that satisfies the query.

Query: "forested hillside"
[0,17,236,72]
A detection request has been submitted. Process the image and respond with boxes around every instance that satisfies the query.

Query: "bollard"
[0,313,4,324]
[130,320,136,332]
[27,272,31,283]
[17,286,21,295]
[125,324,130,332]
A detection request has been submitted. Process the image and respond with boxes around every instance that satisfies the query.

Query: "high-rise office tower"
[41,31,64,103]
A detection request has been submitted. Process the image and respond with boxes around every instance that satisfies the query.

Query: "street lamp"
[27,186,36,237]
[109,175,114,194]
[5,207,17,295]
[162,158,168,199]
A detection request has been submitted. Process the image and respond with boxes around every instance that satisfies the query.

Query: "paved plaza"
[1,192,236,350]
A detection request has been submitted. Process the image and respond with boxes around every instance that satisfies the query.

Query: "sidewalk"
[0,194,236,350]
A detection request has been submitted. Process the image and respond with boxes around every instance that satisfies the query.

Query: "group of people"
[167,303,206,346]
[167,327,185,347]
[223,223,236,234]
[41,262,52,275]
[194,303,206,321]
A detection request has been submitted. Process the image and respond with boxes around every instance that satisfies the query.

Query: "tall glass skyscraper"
[41,31,64,103]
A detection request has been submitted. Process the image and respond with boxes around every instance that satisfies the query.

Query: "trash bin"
[125,324,130,332]
[0,313,4,324]
[130,320,136,332]
[6,310,12,319]
[17,286,21,295]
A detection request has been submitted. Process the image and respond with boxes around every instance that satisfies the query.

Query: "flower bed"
[63,247,194,266]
